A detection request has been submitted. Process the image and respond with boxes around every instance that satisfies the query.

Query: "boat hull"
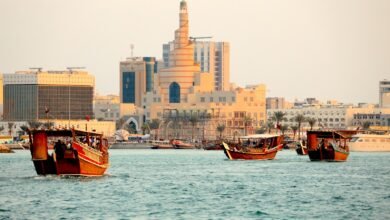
[222,143,278,160]
[308,149,349,162]
[29,129,109,176]
[296,147,308,155]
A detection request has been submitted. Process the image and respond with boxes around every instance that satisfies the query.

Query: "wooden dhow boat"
[307,130,353,162]
[295,140,308,155]
[172,139,196,149]
[222,134,283,160]
[151,140,174,149]
[29,129,109,176]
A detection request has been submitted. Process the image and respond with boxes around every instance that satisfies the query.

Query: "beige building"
[120,57,158,107]
[380,80,390,108]
[163,41,230,91]
[120,1,267,140]
[0,73,3,119]
[266,97,292,109]
[94,94,120,121]
[3,69,94,121]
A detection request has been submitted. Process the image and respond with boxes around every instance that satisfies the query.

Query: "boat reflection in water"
[29,129,109,176]
[222,134,283,160]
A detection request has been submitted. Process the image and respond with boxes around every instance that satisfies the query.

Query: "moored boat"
[307,130,352,162]
[172,139,196,149]
[151,140,174,149]
[29,129,109,176]
[221,134,283,160]
[0,144,14,153]
[295,140,308,155]
[349,133,390,152]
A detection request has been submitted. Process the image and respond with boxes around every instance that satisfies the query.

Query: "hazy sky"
[1,0,389,104]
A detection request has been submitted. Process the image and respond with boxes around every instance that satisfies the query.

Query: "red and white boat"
[222,134,283,160]
[29,129,109,176]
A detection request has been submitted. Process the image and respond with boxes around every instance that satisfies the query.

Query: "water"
[1,150,389,219]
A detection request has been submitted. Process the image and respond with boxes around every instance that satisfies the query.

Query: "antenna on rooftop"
[130,44,134,57]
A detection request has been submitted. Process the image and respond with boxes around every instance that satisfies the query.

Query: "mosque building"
[120,0,266,140]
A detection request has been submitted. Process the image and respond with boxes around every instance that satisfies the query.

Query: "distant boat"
[0,144,14,153]
[172,139,196,149]
[110,141,152,149]
[29,129,110,176]
[221,134,283,160]
[349,133,390,152]
[202,140,223,150]
[295,141,308,155]
[306,130,353,162]
[151,140,174,149]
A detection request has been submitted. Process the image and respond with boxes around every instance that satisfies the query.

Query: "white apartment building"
[267,104,390,129]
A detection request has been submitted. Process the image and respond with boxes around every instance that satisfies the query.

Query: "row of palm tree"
[0,121,54,137]
[265,111,319,140]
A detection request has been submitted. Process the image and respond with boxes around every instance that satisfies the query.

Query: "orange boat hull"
[308,149,349,162]
[222,143,278,160]
[30,129,109,176]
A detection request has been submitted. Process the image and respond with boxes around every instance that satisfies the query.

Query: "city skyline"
[0,0,389,104]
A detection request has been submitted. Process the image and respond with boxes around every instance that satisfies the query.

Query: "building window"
[169,82,180,103]
[122,72,135,103]
[200,97,205,102]
[210,97,214,102]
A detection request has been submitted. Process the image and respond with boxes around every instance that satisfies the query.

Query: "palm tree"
[280,124,289,135]
[149,119,161,140]
[43,121,54,129]
[243,116,252,135]
[294,114,306,140]
[266,121,274,133]
[19,125,29,135]
[27,121,42,129]
[307,118,317,130]
[216,124,226,140]
[8,122,14,136]
[255,126,267,134]
[141,123,150,135]
[116,117,126,130]
[189,115,199,141]
[0,126,4,135]
[363,121,371,130]
[291,125,299,140]
[272,111,287,132]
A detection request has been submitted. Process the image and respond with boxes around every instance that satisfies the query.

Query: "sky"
[0,0,389,104]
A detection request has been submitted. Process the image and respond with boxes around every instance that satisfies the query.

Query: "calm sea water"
[0,150,389,219]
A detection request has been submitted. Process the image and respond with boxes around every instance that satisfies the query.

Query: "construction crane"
[189,36,213,42]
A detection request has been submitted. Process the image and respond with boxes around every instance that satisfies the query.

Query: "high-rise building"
[119,57,157,107]
[3,69,94,121]
[163,41,230,91]
[379,80,390,108]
